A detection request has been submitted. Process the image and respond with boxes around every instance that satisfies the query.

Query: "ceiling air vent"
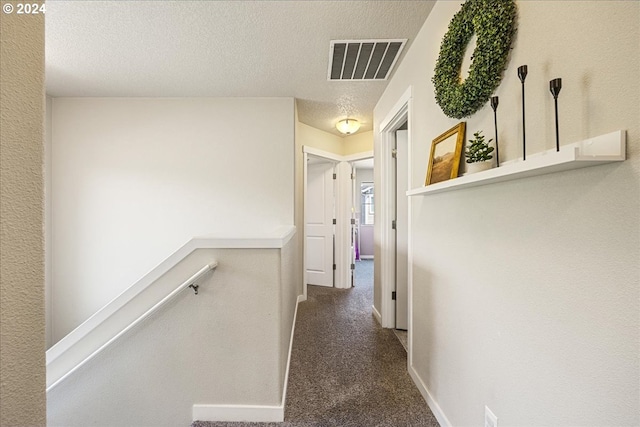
[328,39,406,81]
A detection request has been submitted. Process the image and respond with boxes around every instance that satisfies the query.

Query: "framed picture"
[425,122,466,185]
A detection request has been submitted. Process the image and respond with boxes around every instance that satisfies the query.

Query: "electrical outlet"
[485,406,498,427]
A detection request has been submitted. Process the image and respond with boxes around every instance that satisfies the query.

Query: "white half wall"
[47,240,300,427]
[50,97,295,343]
[375,1,639,425]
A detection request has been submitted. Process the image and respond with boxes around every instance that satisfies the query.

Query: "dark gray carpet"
[193,260,439,427]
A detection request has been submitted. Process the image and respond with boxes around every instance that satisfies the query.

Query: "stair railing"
[47,262,217,391]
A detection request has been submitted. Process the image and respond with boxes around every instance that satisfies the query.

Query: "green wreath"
[432,0,517,119]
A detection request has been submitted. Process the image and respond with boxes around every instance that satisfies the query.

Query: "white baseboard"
[372,304,382,324]
[192,404,283,423]
[281,294,304,403]
[193,293,305,423]
[359,255,374,260]
[408,364,451,427]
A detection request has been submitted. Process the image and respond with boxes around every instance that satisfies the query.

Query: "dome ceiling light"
[336,119,361,135]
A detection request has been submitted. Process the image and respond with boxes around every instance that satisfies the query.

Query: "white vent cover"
[328,39,406,81]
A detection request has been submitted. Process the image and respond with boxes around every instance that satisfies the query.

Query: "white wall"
[46,96,53,348]
[375,1,639,425]
[344,130,374,155]
[50,97,295,343]
[48,242,299,426]
[298,121,344,155]
[297,121,373,156]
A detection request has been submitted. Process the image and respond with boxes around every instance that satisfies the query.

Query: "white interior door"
[395,130,409,330]
[306,161,334,287]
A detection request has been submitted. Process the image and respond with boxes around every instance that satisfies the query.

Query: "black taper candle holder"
[550,78,562,152]
[491,96,499,167]
[518,65,528,160]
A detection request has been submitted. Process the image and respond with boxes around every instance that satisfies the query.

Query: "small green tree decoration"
[465,131,494,163]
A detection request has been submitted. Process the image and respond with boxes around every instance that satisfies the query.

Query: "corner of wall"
[298,122,344,156]
[343,130,374,156]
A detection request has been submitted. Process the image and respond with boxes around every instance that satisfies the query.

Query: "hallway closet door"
[306,161,335,287]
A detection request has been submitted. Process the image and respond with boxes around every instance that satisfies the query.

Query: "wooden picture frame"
[425,122,466,185]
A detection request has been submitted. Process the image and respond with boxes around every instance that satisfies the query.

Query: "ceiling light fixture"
[336,118,361,135]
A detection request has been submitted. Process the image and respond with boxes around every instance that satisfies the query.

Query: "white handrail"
[47,262,217,392]
[49,227,296,367]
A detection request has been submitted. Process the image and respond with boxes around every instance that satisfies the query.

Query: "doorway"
[377,87,412,340]
[393,126,409,331]
[303,147,374,298]
[352,158,375,292]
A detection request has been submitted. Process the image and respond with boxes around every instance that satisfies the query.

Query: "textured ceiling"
[45,1,435,135]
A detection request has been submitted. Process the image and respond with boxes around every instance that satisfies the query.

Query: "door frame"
[394,129,409,331]
[346,153,374,290]
[303,146,373,299]
[377,87,413,359]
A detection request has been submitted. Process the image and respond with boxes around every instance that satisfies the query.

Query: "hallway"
[194,260,439,426]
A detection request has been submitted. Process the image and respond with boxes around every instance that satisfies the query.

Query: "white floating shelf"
[407,130,626,197]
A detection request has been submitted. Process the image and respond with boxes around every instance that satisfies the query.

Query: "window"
[361,182,374,225]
